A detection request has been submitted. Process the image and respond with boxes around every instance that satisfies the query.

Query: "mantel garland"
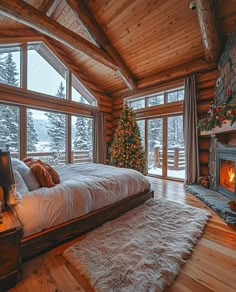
[198,89,236,131]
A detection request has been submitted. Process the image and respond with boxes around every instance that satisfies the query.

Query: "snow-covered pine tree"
[1,53,19,86]
[0,53,20,152]
[27,110,39,152]
[73,117,92,151]
[110,103,147,175]
[45,82,66,153]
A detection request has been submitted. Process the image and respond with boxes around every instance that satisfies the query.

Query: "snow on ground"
[148,167,185,179]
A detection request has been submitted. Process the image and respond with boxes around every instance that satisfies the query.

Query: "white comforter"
[14,163,150,237]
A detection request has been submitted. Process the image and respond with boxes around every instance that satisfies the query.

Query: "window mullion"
[21,43,27,89]
[66,114,72,163]
[20,106,27,160]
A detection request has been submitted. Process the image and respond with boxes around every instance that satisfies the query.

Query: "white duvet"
[14,163,150,237]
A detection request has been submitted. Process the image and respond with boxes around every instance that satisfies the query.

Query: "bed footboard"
[21,189,154,261]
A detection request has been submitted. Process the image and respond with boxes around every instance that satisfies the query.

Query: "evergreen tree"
[27,110,39,152]
[74,117,92,150]
[45,82,66,152]
[110,103,147,174]
[1,53,19,86]
[0,53,20,152]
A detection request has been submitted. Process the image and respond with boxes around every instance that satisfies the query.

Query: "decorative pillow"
[23,157,60,185]
[44,163,60,184]
[11,158,40,191]
[31,164,55,188]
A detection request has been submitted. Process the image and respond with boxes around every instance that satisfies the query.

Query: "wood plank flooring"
[10,177,236,292]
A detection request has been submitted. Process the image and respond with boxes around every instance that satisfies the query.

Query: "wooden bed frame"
[19,189,154,261]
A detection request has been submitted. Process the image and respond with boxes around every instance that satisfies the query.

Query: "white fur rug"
[63,198,210,291]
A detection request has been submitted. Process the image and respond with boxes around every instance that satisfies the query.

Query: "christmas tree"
[110,103,147,175]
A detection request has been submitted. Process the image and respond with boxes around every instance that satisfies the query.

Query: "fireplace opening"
[219,159,235,193]
[215,144,236,199]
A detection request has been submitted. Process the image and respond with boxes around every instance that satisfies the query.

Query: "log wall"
[196,69,217,176]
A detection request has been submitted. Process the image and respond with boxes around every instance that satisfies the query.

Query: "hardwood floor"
[10,177,236,292]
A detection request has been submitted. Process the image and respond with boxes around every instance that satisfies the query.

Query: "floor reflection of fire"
[220,160,235,193]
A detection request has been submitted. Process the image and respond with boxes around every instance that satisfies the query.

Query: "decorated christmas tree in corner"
[110,103,147,175]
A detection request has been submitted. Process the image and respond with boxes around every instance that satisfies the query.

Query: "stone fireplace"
[216,145,236,199]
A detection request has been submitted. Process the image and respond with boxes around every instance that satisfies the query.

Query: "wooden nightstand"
[0,207,22,291]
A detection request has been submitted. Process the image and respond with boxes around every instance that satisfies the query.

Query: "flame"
[228,168,235,183]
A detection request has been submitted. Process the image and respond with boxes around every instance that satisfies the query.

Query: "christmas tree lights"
[110,103,147,175]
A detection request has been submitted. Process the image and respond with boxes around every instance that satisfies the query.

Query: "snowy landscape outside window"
[27,108,66,165]
[0,104,20,158]
[0,45,21,88]
[71,116,93,163]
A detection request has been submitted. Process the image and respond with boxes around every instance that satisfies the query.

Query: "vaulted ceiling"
[0,0,235,96]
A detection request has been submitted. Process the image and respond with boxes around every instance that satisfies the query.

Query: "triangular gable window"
[72,74,97,106]
[0,41,97,107]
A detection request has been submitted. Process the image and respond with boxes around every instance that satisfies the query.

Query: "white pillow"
[11,158,40,191]
[13,169,29,195]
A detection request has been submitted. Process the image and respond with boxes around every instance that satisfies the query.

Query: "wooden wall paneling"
[0,0,119,71]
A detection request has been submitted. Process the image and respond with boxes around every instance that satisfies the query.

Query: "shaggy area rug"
[63,198,210,291]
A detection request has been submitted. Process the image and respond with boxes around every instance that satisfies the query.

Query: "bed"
[10,162,153,260]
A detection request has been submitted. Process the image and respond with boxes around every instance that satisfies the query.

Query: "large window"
[72,116,93,163]
[27,109,66,165]
[0,45,21,88]
[131,86,185,180]
[0,104,20,158]
[0,42,96,165]
[128,87,184,110]
[0,42,97,106]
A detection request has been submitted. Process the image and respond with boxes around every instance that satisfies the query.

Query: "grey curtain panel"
[183,75,200,184]
[93,112,107,164]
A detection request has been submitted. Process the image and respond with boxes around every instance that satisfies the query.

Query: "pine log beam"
[113,58,216,98]
[0,0,119,71]
[196,0,221,62]
[65,0,137,90]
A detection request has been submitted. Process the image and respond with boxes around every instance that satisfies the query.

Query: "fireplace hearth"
[216,145,236,200]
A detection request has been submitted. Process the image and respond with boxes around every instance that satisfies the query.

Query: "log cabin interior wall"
[0,0,235,172]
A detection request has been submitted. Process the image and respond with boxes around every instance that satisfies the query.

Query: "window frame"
[126,86,184,111]
[0,40,97,108]
[0,101,94,164]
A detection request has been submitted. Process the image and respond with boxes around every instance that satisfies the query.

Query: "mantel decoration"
[198,89,236,131]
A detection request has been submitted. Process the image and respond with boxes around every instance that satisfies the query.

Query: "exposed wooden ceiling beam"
[65,0,137,90]
[112,58,216,98]
[196,0,221,62]
[39,0,60,17]
[0,0,119,71]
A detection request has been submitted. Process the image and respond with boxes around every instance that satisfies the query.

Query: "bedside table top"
[0,208,22,236]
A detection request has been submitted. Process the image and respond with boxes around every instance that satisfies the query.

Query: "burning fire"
[228,168,235,183]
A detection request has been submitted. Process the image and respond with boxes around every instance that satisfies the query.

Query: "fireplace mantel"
[200,121,236,136]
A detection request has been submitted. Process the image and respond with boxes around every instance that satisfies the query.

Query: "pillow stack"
[23,158,60,188]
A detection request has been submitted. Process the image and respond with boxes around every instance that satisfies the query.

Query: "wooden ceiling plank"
[39,0,60,16]
[196,0,221,62]
[65,0,137,90]
[0,0,119,71]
